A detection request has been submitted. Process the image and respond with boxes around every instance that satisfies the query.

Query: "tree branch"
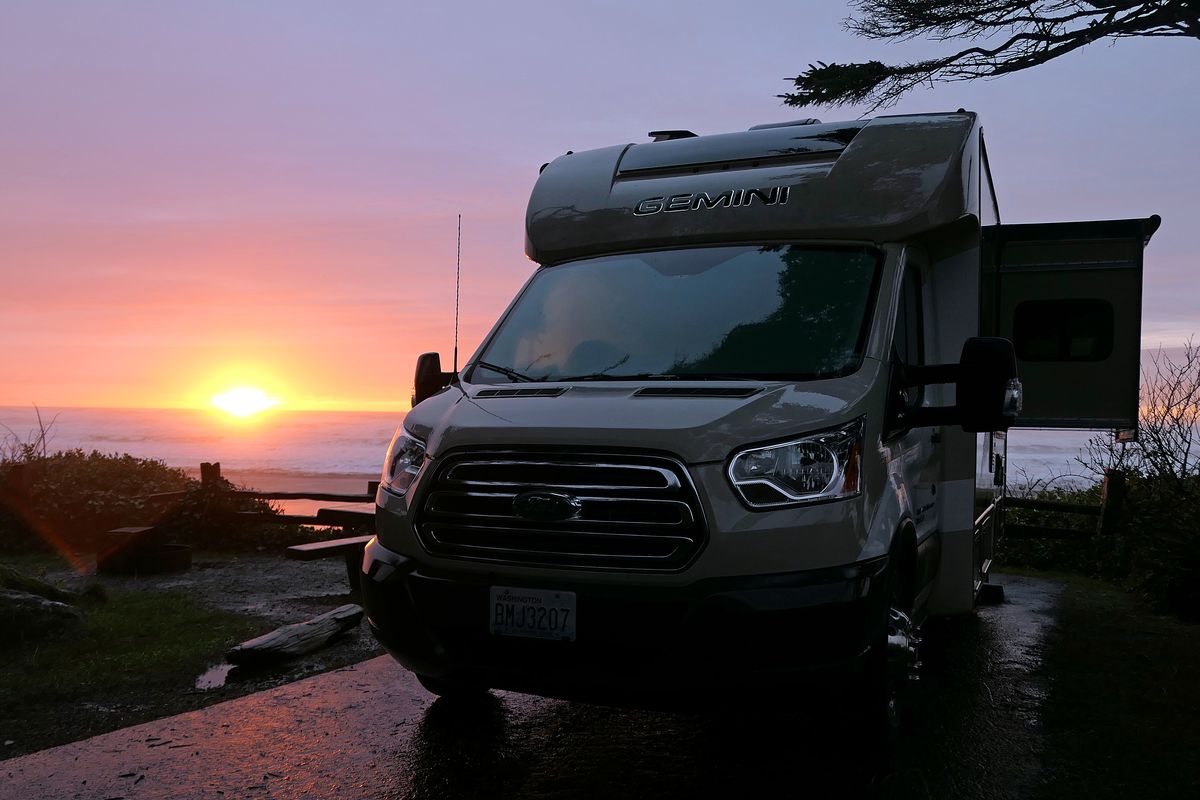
[782,0,1199,110]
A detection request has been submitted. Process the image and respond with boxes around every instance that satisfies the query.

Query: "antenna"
[453,213,461,373]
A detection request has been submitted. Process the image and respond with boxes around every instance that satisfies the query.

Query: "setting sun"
[211,387,280,418]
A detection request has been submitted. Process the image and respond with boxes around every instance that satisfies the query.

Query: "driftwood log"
[225,604,363,665]
[0,563,104,604]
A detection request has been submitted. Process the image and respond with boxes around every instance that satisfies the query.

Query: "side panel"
[982,217,1158,429]
[921,238,983,616]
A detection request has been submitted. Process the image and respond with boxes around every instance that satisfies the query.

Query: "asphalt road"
[1,574,1062,800]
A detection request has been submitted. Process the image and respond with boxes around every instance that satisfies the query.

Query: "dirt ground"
[5,561,1199,800]
[107,549,386,672]
[2,552,383,756]
[7,572,1197,800]
[88,550,375,629]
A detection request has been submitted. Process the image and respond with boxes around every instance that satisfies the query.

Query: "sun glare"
[211,387,280,418]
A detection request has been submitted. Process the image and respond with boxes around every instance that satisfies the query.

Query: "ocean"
[0,406,402,504]
[0,405,1105,494]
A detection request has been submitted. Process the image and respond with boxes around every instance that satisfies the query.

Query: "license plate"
[489,586,576,641]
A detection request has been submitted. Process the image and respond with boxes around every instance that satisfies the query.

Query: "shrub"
[1000,340,1200,620]
[0,448,296,553]
[998,482,1105,575]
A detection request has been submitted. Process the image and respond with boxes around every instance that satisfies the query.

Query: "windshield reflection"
[471,245,881,384]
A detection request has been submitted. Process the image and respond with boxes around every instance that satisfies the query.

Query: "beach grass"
[0,586,260,754]
[1032,570,1200,799]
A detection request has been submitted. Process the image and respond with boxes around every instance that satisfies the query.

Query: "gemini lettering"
[633,186,790,216]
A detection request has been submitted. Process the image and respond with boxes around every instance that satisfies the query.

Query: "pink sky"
[1,2,1196,411]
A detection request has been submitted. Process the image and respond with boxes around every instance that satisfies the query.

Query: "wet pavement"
[2,574,1063,799]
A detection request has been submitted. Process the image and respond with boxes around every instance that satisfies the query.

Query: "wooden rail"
[225,490,375,503]
[132,462,378,527]
[1004,496,1102,517]
[1002,469,1126,541]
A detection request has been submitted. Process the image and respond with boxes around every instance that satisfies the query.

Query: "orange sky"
[2,4,1196,412]
[1,212,523,411]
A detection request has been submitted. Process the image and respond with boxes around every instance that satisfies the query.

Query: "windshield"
[471,245,881,383]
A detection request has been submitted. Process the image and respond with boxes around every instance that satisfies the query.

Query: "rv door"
[982,216,1160,429]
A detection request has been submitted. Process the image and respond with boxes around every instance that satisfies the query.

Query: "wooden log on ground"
[225,604,364,665]
[0,564,103,604]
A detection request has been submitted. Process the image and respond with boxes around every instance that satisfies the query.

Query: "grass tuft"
[0,588,260,754]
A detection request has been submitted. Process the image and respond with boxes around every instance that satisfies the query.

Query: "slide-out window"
[1013,299,1114,362]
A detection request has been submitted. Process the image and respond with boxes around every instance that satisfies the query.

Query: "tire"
[854,558,920,761]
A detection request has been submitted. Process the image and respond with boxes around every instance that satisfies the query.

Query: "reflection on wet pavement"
[2,574,1064,800]
[400,574,1065,800]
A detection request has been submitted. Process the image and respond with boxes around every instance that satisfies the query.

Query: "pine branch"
[782,0,1199,110]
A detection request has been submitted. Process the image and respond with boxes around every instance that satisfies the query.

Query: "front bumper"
[361,537,890,708]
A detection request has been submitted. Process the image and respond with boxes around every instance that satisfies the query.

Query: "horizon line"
[0,403,409,414]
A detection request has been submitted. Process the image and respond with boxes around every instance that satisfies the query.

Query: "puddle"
[196,663,235,690]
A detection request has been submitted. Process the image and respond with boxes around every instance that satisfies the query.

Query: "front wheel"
[854,566,921,753]
[882,604,921,729]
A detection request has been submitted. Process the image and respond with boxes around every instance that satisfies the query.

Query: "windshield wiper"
[670,373,764,381]
[555,372,682,382]
[472,361,536,383]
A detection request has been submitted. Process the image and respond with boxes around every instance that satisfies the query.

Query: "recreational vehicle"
[362,111,1158,724]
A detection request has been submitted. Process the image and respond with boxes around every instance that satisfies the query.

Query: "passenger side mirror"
[956,337,1021,433]
[413,352,454,407]
[901,337,1022,433]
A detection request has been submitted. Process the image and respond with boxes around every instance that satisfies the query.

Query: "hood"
[403,361,883,464]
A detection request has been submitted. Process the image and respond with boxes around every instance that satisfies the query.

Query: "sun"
[211,387,280,418]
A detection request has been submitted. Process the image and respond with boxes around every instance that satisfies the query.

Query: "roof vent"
[748,119,821,131]
[648,130,698,142]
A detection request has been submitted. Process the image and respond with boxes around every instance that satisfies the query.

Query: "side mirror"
[957,337,1022,433]
[413,352,454,407]
[902,337,1022,432]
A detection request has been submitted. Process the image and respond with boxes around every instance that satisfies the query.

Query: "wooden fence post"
[1098,468,1127,537]
[200,462,222,492]
[8,463,30,495]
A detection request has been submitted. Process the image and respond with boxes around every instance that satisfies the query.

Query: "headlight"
[728,418,863,508]
[381,429,427,496]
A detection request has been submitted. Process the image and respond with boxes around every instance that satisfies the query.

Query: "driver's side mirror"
[413,352,454,407]
[903,337,1022,432]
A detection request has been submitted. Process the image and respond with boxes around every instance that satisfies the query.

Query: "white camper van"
[362,111,1157,721]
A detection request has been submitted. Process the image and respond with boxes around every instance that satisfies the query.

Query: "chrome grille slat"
[428,543,683,565]
[443,460,680,490]
[426,524,695,544]
[424,529,686,561]
[425,490,694,528]
[414,451,706,570]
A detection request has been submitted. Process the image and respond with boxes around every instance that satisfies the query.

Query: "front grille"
[414,451,706,570]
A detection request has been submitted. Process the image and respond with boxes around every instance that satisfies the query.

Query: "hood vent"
[634,386,762,398]
[474,387,568,398]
